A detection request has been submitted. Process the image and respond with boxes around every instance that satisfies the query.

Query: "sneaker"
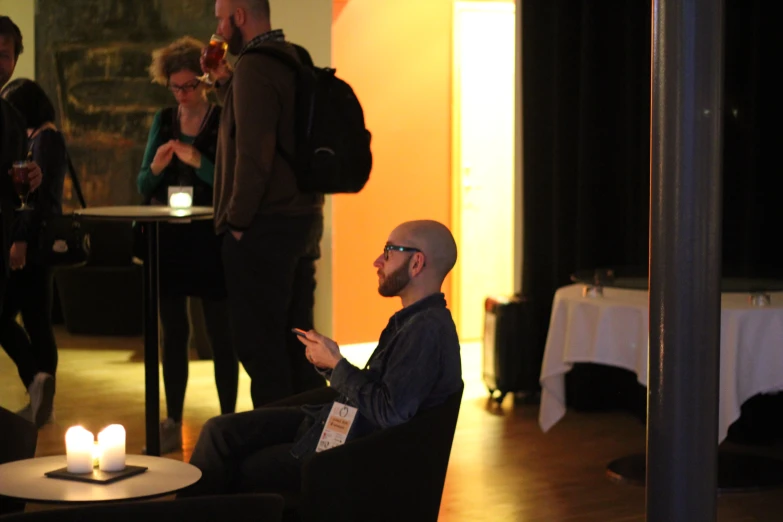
[28,373,56,428]
[142,418,182,454]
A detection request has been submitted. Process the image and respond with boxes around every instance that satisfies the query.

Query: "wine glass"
[11,160,33,211]
[198,34,228,85]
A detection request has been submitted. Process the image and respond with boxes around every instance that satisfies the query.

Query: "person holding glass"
[137,36,238,454]
[201,0,326,409]
[0,16,43,303]
[0,79,67,428]
[0,17,46,425]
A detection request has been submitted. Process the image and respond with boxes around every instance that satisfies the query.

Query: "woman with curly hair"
[137,36,237,454]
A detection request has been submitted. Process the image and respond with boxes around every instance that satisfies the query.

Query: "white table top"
[539,284,783,442]
[0,455,201,503]
[75,206,213,222]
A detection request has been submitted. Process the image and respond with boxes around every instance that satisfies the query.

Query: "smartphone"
[291,328,308,338]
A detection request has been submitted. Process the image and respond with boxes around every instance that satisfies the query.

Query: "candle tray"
[45,465,148,485]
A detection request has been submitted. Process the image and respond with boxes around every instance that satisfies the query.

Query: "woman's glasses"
[169,79,201,94]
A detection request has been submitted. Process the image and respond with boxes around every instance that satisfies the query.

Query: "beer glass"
[198,34,228,85]
[10,160,33,211]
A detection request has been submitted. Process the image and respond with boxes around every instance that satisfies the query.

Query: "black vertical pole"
[144,221,161,457]
[647,0,724,520]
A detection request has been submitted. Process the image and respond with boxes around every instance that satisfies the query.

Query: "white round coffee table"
[0,455,201,504]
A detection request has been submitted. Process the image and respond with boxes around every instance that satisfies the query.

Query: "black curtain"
[721,1,783,278]
[521,0,783,357]
[520,0,651,357]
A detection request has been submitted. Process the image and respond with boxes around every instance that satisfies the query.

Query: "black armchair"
[241,385,464,522]
[0,494,284,522]
[0,406,37,515]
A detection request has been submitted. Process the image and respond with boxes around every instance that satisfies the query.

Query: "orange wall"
[333,0,350,22]
[332,0,454,343]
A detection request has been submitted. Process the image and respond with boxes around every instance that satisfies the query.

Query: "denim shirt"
[290,292,463,459]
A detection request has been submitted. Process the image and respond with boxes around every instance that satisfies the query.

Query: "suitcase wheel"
[489,389,508,404]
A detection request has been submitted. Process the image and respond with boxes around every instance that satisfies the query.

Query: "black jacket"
[0,98,28,273]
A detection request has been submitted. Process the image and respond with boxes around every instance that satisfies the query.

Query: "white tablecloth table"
[539,284,783,442]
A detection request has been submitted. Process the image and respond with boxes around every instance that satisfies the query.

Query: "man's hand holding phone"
[293,328,344,369]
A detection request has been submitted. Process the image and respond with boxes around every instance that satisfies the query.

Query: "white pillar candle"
[65,426,94,474]
[97,424,126,472]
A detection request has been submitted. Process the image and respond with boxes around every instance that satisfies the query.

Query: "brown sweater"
[213,41,323,233]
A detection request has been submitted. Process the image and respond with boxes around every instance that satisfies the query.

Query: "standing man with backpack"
[205,0,327,406]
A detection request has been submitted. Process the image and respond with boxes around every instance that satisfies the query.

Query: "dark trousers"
[0,272,5,317]
[184,406,307,496]
[222,213,326,407]
[0,247,7,318]
[160,295,238,421]
[0,262,57,389]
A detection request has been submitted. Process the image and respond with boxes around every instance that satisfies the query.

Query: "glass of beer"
[11,161,33,210]
[198,34,228,85]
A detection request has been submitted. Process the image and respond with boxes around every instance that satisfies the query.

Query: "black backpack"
[243,44,372,194]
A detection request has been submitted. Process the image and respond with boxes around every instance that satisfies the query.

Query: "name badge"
[316,402,358,453]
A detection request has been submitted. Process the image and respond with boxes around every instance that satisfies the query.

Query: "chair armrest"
[0,405,37,464]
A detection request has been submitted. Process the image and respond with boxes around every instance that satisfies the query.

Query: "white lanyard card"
[315,401,358,453]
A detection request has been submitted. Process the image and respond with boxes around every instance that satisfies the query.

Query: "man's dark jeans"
[183,407,308,496]
[222,213,326,407]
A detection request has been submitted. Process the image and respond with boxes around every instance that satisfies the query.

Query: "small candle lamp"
[97,424,126,472]
[65,426,94,474]
[168,186,193,209]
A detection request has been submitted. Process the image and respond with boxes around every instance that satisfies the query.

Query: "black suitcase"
[482,295,542,404]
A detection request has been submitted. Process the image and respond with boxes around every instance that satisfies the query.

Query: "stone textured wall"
[35,0,218,208]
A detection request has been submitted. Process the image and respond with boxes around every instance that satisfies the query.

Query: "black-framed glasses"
[383,244,422,261]
[169,79,201,94]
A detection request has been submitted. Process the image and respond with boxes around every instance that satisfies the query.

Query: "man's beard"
[227,16,245,55]
[378,261,411,297]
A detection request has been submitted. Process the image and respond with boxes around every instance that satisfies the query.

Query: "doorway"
[452,1,517,341]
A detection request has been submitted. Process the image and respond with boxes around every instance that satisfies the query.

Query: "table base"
[606,451,783,493]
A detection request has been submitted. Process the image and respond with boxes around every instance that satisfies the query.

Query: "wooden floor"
[2,327,783,521]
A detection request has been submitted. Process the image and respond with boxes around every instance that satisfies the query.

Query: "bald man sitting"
[184,220,463,496]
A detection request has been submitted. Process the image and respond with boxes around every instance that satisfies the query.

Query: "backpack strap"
[28,127,88,209]
[65,151,87,209]
[240,44,304,70]
[291,43,314,67]
[239,45,307,169]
